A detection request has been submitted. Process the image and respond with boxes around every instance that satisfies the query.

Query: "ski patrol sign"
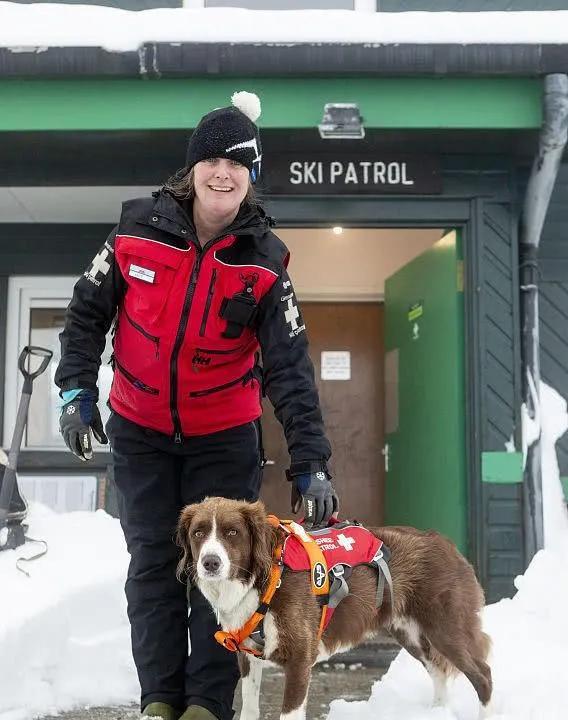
[267,154,441,195]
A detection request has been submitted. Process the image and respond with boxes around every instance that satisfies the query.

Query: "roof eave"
[1,43,567,78]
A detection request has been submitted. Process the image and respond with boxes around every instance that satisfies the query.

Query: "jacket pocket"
[199,269,217,337]
[219,293,258,339]
[114,359,159,395]
[195,344,246,355]
[118,237,187,325]
[189,369,253,398]
[124,309,160,358]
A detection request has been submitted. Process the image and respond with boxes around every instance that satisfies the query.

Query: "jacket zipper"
[199,268,217,337]
[189,369,253,398]
[170,233,243,444]
[124,310,160,358]
[115,359,159,395]
[195,344,245,355]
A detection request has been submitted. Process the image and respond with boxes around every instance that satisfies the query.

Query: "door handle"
[381,444,390,473]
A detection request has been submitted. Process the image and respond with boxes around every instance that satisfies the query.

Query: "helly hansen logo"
[192,353,211,368]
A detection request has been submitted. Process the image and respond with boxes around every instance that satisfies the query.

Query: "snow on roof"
[1,3,568,54]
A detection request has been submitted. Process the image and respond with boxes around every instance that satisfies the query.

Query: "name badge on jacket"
[129,264,156,284]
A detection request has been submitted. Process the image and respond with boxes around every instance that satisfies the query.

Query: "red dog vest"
[215,517,391,658]
[282,522,385,630]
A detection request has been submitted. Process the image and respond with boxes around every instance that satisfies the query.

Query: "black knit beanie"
[185,91,262,183]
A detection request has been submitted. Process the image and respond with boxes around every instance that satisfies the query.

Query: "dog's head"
[176,497,276,591]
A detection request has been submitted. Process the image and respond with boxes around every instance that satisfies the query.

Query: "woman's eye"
[230,159,243,168]
[205,158,217,165]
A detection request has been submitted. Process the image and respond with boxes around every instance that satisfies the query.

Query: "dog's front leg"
[238,653,263,720]
[280,657,312,720]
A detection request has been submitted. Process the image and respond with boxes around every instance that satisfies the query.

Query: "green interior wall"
[0,78,541,131]
[385,231,467,554]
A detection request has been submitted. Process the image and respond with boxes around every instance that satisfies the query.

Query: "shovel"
[0,346,53,551]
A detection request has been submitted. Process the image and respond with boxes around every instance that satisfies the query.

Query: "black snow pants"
[106,411,264,720]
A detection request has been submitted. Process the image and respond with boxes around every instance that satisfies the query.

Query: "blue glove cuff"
[294,473,313,495]
[59,389,96,424]
[60,389,85,405]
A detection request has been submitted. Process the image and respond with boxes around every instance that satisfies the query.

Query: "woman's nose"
[215,163,230,179]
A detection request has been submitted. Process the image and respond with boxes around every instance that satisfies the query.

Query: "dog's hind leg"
[238,653,263,720]
[423,623,492,708]
[389,620,451,706]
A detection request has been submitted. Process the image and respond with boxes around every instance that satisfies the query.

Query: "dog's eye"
[193,530,205,538]
[227,529,238,537]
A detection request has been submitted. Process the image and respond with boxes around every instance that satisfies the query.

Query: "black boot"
[142,702,183,720]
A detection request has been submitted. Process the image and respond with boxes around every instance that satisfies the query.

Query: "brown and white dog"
[176,497,492,720]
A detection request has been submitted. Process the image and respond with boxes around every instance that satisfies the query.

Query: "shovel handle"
[18,346,53,382]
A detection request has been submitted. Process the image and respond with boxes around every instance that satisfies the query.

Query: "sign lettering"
[266,154,441,195]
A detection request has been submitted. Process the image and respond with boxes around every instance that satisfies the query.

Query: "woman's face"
[193,157,250,220]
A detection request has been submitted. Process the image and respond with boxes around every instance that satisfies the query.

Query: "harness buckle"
[215,631,239,653]
[331,564,345,578]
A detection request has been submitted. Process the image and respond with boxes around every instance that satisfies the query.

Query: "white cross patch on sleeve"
[282,293,306,338]
[84,248,112,287]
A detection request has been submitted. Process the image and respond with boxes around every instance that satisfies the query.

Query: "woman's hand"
[290,471,339,529]
[60,390,108,461]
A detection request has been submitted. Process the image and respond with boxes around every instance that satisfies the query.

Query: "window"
[3,277,113,451]
[17,475,98,513]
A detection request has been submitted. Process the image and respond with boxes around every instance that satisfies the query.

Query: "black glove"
[60,389,108,462]
[290,470,339,529]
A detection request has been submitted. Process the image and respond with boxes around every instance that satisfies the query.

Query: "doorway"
[260,302,384,527]
[257,226,466,538]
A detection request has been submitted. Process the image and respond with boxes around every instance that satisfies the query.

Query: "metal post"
[520,74,568,560]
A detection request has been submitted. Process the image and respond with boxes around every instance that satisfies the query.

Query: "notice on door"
[321,351,351,381]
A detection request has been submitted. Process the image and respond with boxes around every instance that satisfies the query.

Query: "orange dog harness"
[215,515,392,658]
[215,515,330,657]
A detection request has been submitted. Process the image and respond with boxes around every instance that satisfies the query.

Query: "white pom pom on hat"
[231,91,261,123]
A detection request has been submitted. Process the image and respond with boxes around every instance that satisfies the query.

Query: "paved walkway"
[42,663,389,720]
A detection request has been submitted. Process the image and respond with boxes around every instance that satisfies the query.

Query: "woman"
[55,92,338,720]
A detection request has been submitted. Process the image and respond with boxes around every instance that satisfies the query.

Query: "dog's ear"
[176,504,198,582]
[241,500,276,589]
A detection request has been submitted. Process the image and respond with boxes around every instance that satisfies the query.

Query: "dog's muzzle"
[201,553,222,576]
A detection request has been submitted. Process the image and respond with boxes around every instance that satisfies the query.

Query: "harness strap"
[214,541,284,657]
[272,517,330,603]
[270,517,330,644]
[328,566,350,609]
[375,553,394,609]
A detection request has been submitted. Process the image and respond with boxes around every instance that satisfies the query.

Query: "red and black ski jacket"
[55,189,331,475]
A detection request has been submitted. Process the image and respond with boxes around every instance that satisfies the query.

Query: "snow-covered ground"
[1,381,567,720]
[1,3,568,52]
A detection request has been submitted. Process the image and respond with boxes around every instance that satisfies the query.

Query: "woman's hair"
[164,166,258,205]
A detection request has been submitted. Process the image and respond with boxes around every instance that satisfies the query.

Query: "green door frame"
[265,195,483,574]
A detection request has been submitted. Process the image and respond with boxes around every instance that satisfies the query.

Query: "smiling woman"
[53,89,336,720]
[193,157,250,247]
[164,163,258,207]
[165,159,258,247]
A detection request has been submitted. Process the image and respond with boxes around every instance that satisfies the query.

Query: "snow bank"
[0,504,137,720]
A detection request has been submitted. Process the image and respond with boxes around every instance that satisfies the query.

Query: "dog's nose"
[202,554,222,574]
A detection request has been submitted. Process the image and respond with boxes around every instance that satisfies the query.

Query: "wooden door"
[259,302,385,527]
